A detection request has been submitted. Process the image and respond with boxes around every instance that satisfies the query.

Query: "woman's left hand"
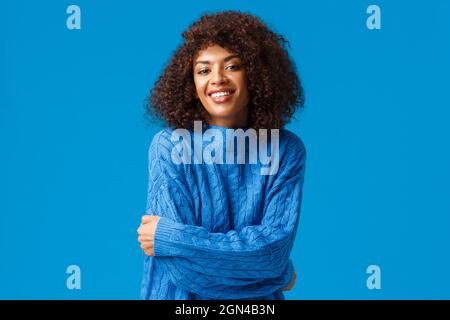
[137,215,161,256]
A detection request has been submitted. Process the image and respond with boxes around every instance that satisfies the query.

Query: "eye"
[197,68,210,75]
[225,64,241,71]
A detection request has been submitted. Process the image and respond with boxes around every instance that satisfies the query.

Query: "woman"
[137,11,306,300]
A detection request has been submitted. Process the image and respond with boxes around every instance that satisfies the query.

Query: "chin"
[207,106,240,117]
[211,111,242,120]
[210,106,237,114]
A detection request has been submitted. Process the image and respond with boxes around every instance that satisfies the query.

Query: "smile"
[208,90,235,103]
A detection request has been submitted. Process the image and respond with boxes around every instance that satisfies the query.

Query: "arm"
[143,130,306,298]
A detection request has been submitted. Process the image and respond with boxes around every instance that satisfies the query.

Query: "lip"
[207,88,235,104]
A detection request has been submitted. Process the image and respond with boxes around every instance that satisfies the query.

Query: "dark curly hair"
[147,11,304,130]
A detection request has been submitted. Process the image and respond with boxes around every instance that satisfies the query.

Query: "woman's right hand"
[281,271,297,291]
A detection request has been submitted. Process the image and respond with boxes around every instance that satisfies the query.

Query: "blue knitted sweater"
[140,125,306,300]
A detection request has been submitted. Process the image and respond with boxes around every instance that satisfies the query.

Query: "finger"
[143,249,154,256]
[141,215,153,223]
[140,240,154,246]
[140,243,154,250]
[138,238,154,245]
[138,235,154,242]
[142,247,154,256]
[137,225,148,235]
[282,284,293,291]
[138,234,153,241]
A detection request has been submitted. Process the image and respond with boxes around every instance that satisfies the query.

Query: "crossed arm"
[137,215,297,291]
[136,131,305,298]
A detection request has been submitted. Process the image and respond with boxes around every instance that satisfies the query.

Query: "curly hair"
[147,11,304,130]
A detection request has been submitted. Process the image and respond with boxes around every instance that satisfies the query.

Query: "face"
[193,44,249,128]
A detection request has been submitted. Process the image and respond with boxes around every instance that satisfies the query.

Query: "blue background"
[1,0,449,299]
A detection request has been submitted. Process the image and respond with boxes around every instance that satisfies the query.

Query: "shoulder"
[279,129,306,160]
[147,128,180,172]
[264,129,306,182]
[149,128,175,155]
[274,129,306,178]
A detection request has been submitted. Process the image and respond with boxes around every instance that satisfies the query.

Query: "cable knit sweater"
[140,124,306,300]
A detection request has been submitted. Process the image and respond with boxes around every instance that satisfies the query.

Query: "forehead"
[194,44,238,62]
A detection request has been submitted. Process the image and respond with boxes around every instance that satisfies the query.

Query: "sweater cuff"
[154,216,178,256]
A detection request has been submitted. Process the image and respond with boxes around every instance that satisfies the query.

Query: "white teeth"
[211,91,231,98]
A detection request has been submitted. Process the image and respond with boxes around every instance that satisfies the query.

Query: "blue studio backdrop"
[1,0,449,299]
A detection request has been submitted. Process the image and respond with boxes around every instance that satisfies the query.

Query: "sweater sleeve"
[146,130,306,299]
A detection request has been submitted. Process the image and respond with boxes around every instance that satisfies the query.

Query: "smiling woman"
[138,11,306,300]
[147,11,304,131]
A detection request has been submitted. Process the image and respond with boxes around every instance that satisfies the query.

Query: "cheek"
[194,78,206,98]
[238,77,249,101]
[234,71,247,89]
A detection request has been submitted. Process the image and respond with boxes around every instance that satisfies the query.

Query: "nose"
[210,68,228,86]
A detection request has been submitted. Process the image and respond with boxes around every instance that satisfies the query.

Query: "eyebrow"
[195,54,240,65]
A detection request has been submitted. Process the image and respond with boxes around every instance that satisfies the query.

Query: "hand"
[137,215,161,256]
[281,271,297,291]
